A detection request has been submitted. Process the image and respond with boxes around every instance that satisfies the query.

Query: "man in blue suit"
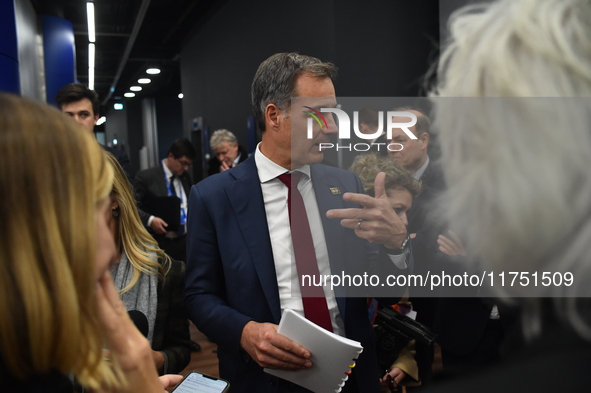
[185,53,410,393]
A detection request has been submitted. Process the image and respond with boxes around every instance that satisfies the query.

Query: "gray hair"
[251,52,337,133]
[209,129,237,151]
[433,0,591,339]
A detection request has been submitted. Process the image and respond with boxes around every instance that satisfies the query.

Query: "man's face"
[61,98,98,133]
[287,74,338,168]
[166,153,193,176]
[387,111,428,173]
[214,141,239,166]
[386,187,413,227]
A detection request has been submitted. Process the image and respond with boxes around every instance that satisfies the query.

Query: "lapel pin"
[330,187,341,195]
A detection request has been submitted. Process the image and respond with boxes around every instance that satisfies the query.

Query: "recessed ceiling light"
[96,116,106,125]
[124,92,136,98]
[114,103,124,110]
[138,78,151,84]
[130,86,142,91]
[178,93,184,99]
[146,68,161,75]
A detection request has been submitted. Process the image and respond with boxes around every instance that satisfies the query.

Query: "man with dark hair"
[185,53,410,392]
[56,83,132,177]
[134,138,196,262]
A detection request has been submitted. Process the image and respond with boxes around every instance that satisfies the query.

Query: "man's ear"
[265,103,282,131]
[93,113,99,126]
[419,131,429,150]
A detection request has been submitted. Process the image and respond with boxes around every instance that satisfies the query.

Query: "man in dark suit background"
[387,107,445,234]
[134,138,196,262]
[56,83,132,178]
[207,129,248,176]
[184,53,411,393]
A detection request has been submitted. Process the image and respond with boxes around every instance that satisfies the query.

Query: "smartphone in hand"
[171,371,230,393]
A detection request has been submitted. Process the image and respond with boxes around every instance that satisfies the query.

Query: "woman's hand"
[380,367,407,392]
[159,374,183,392]
[437,230,467,257]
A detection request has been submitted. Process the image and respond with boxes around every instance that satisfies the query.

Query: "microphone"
[128,310,149,337]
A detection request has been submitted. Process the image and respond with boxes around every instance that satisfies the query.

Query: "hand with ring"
[380,367,407,392]
[326,172,407,249]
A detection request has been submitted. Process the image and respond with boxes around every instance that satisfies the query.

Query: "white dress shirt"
[254,144,345,336]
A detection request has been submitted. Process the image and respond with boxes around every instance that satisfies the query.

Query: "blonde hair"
[0,93,120,388]
[105,152,170,293]
[435,0,591,97]
[349,153,421,198]
[432,0,591,339]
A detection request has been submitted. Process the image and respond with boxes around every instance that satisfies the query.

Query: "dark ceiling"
[31,0,221,110]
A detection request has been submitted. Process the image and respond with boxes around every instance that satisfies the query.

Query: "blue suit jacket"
[185,156,400,393]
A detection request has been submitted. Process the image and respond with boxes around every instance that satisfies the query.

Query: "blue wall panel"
[41,15,75,106]
[0,0,20,93]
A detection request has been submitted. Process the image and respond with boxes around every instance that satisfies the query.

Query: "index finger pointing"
[326,207,367,220]
[341,192,381,208]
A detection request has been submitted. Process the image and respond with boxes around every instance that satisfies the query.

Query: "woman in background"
[349,153,422,390]
[0,93,181,392]
[105,153,191,375]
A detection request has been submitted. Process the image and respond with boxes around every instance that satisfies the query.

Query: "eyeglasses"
[177,158,192,168]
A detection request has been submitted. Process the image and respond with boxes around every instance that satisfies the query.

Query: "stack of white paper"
[264,309,363,393]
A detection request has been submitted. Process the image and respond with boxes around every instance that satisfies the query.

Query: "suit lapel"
[310,165,348,317]
[155,165,170,197]
[180,172,192,198]
[225,157,282,323]
[311,165,347,250]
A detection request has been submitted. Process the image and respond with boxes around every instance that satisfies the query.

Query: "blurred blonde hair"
[349,153,421,198]
[432,0,591,339]
[105,152,169,293]
[0,93,121,388]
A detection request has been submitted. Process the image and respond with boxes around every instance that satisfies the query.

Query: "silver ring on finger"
[357,218,363,230]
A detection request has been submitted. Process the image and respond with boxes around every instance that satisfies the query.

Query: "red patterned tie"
[278,172,333,332]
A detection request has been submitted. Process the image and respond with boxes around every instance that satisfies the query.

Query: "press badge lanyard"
[162,162,187,233]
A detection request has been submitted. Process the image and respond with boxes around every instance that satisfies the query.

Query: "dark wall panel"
[180,0,439,158]
[0,0,20,94]
[180,0,337,149]
[126,100,144,176]
[334,1,439,96]
[156,97,184,160]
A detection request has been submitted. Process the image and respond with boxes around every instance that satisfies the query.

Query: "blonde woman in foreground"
[0,92,182,392]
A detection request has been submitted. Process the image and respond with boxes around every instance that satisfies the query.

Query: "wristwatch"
[388,234,411,256]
